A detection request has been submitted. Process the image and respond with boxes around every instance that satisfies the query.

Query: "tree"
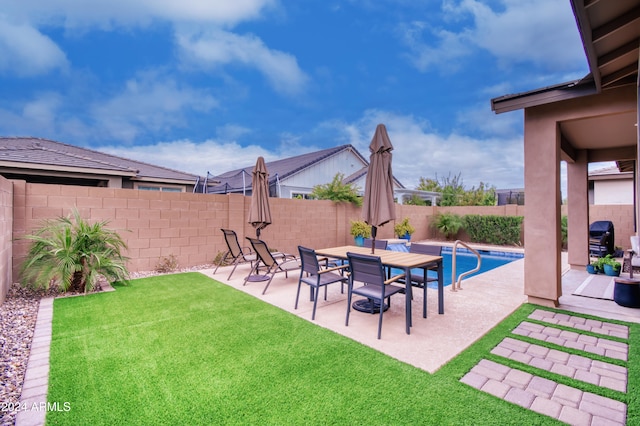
[20,209,130,293]
[417,173,496,206]
[311,173,362,206]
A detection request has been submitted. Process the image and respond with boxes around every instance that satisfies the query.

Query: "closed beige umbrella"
[362,124,396,254]
[248,156,272,238]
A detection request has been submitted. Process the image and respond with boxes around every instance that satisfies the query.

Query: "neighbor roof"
[208,144,404,194]
[0,137,199,183]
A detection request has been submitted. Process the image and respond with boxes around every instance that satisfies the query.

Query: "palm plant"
[20,209,130,293]
[431,212,464,240]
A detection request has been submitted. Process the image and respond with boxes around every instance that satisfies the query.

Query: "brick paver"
[492,337,627,392]
[528,309,629,339]
[462,360,627,426]
[461,310,631,425]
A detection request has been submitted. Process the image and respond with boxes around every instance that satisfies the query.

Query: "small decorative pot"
[586,264,598,274]
[603,264,620,277]
[399,232,411,241]
[354,236,365,247]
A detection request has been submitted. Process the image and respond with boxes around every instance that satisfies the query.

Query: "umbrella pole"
[371,226,377,254]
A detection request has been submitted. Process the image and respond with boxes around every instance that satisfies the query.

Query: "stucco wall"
[0,176,12,304]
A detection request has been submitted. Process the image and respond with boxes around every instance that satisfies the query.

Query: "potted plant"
[350,220,371,246]
[601,254,621,277]
[586,261,599,274]
[394,218,415,241]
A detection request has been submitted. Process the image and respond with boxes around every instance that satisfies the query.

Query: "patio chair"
[213,229,257,280]
[245,237,300,294]
[405,243,441,288]
[345,252,405,339]
[295,246,349,320]
[363,238,388,250]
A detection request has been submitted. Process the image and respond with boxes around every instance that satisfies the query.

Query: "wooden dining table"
[315,245,444,335]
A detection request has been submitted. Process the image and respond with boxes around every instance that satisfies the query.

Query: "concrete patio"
[200,247,640,374]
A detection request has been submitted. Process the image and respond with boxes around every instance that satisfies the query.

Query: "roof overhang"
[0,161,137,177]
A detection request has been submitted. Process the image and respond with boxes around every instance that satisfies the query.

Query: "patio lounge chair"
[214,229,258,280]
[345,252,405,339]
[245,237,300,294]
[295,246,349,320]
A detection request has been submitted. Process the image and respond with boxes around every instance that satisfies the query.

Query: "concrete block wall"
[586,204,635,250]
[0,176,12,304]
[3,177,637,303]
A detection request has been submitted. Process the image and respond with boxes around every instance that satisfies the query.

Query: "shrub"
[311,173,362,206]
[431,212,463,239]
[350,220,372,238]
[463,215,523,246]
[20,209,129,293]
[156,254,179,273]
[394,218,415,237]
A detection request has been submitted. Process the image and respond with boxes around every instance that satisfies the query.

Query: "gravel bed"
[0,265,216,426]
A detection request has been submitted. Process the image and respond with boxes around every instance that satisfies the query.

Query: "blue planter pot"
[586,264,598,274]
[603,264,620,277]
[354,236,365,247]
[399,233,411,241]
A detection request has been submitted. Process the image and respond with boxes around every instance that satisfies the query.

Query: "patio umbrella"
[248,156,272,238]
[362,123,396,254]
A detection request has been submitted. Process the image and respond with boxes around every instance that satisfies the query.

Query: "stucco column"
[567,149,589,268]
[523,108,562,307]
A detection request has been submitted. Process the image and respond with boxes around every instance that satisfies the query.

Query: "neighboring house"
[205,144,441,205]
[205,144,416,201]
[589,165,633,205]
[0,137,199,192]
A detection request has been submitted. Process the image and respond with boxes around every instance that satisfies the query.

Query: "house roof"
[208,144,404,194]
[0,137,199,183]
[589,165,633,181]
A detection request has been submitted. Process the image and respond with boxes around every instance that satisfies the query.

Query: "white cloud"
[402,0,586,73]
[457,0,585,70]
[100,139,276,176]
[5,0,276,29]
[95,108,526,191]
[0,17,68,76]
[176,28,308,96]
[90,72,218,142]
[340,109,524,190]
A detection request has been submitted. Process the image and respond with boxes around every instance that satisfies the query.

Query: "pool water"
[387,243,523,288]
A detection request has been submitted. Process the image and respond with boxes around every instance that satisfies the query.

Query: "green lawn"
[46,273,638,425]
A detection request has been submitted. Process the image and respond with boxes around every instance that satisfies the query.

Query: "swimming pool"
[387,243,523,287]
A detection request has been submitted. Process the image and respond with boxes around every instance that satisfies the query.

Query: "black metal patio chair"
[345,252,405,339]
[295,246,349,320]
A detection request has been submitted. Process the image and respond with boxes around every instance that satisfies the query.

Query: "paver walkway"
[461,309,630,425]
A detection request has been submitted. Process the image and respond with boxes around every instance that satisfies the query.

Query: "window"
[292,192,314,200]
[137,184,184,192]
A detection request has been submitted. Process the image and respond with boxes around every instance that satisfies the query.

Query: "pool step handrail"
[451,240,482,291]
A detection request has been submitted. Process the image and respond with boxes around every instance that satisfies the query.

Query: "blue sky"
[0,0,594,191]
